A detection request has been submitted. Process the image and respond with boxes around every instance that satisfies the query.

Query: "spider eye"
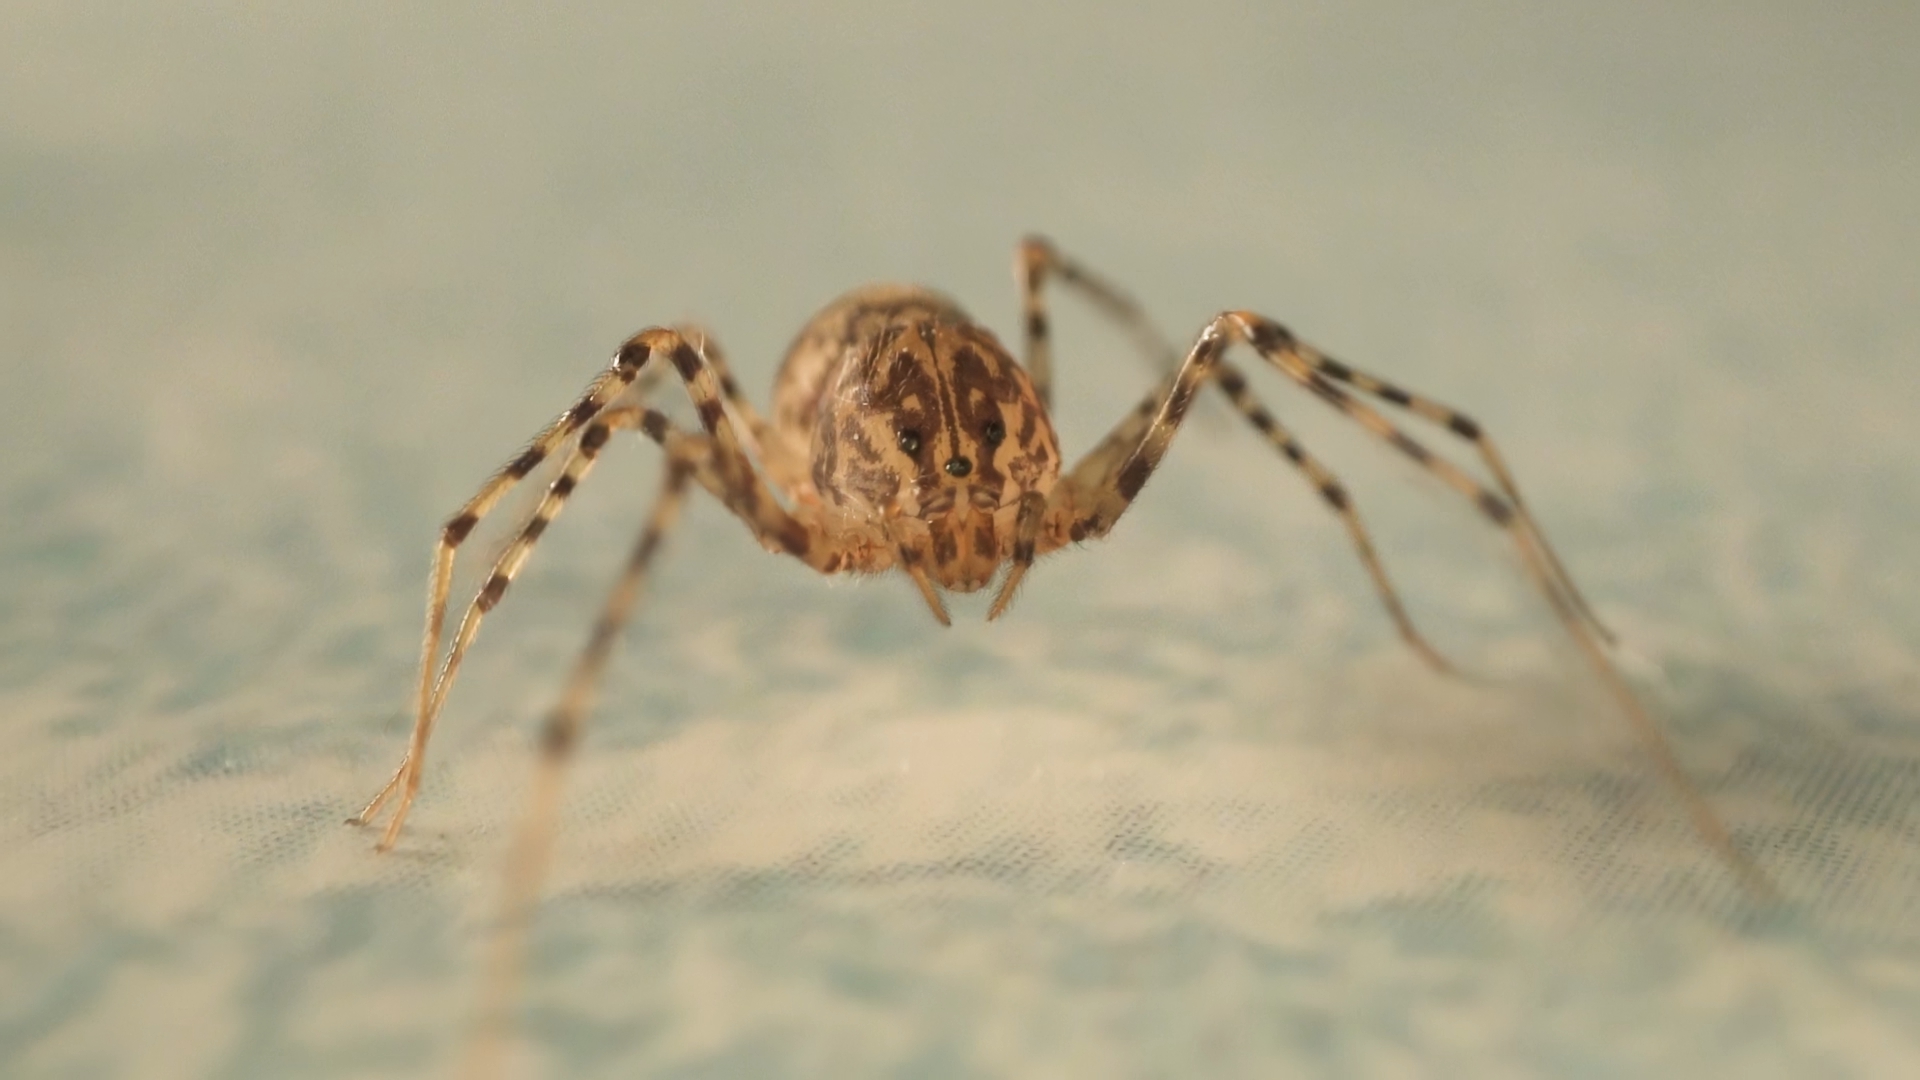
[896,429,923,455]
[982,419,1006,446]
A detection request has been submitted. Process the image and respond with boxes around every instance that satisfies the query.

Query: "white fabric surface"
[3,3,1917,1077]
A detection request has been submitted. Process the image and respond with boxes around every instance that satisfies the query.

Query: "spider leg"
[457,457,696,1080]
[1218,311,1772,896]
[1016,235,1182,410]
[1036,312,1768,894]
[354,328,820,851]
[1037,319,1231,545]
[670,322,775,466]
[349,350,662,838]
[351,413,634,848]
[1225,314,1611,640]
[1014,236,1448,667]
[458,409,850,1074]
[1271,329,1612,643]
[418,406,729,735]
[1209,363,1455,673]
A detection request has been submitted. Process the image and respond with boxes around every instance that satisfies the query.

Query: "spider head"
[812,319,1061,594]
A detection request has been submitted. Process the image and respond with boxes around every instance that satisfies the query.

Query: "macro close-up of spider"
[347,237,1775,1065]
[9,6,1920,1078]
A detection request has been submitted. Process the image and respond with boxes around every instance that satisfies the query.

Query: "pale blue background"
[3,3,1918,1078]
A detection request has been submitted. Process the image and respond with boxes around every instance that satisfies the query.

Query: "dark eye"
[982,419,1006,446]
[896,429,923,455]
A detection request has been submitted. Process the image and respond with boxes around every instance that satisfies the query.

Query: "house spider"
[350,237,1771,1069]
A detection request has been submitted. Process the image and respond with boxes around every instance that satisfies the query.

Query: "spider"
[349,236,1771,1068]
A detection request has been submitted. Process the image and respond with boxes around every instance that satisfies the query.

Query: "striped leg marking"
[1044,320,1234,546]
[1034,307,1769,893]
[352,327,811,851]
[459,460,696,1080]
[1222,311,1771,896]
[1210,359,1454,673]
[1257,321,1611,643]
[1041,316,1449,672]
[1228,314,1597,634]
[1015,237,1602,649]
[1017,234,1183,412]
[1017,239,1434,662]
[348,341,645,840]
[352,413,631,851]
[671,322,775,465]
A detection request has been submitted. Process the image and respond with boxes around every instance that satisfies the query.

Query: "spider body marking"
[774,285,1062,608]
[343,237,1774,1075]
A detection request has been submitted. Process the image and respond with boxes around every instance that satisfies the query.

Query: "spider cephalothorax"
[801,298,1061,599]
[351,236,1774,1072]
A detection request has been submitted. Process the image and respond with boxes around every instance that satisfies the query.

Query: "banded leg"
[1264,326,1611,642]
[1039,313,1769,893]
[351,415,631,849]
[348,344,659,839]
[631,328,816,563]
[1017,235,1182,410]
[417,407,722,734]
[1042,318,1234,545]
[1221,311,1772,896]
[1018,238,1604,639]
[1021,237,1451,672]
[353,328,810,850]
[1223,316,1595,630]
[459,459,696,1080]
[1209,365,1453,673]
[671,322,774,466]
[626,405,835,572]
[1063,370,1180,498]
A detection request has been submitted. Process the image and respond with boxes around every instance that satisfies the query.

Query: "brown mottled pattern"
[766,285,969,491]
[790,287,1062,592]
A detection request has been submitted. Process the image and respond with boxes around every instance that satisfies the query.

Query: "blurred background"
[3,2,1917,1077]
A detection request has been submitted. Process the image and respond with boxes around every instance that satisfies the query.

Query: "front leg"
[1016,235,1182,411]
[1034,310,1773,897]
[1039,316,1236,548]
[353,327,822,851]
